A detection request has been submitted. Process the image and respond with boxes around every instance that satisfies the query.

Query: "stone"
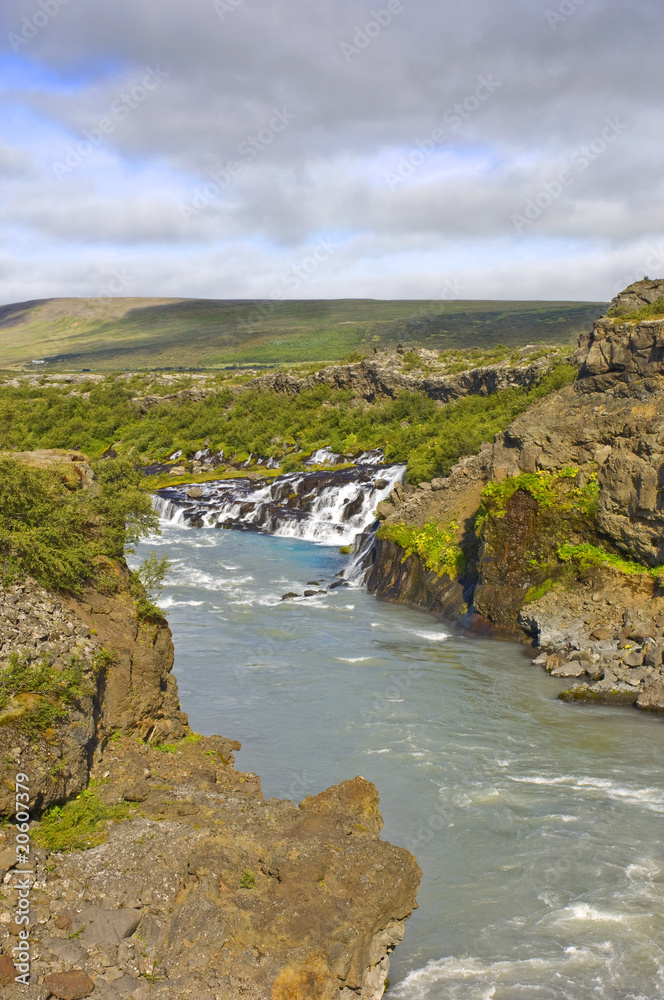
[169,466,186,475]
[43,970,95,999]
[644,646,664,667]
[623,649,644,667]
[636,679,664,712]
[0,954,16,985]
[186,487,203,499]
[77,906,142,947]
[551,661,587,678]
[590,627,610,641]
[281,592,299,600]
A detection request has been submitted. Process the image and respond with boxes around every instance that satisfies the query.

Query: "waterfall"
[153,462,406,582]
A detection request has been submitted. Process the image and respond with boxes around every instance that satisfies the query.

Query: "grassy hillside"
[0,296,605,371]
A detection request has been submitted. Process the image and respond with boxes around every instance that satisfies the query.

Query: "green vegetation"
[0,296,605,371]
[607,297,664,323]
[378,520,465,578]
[557,542,664,580]
[240,869,256,889]
[0,456,158,591]
[0,362,578,484]
[33,784,131,852]
[0,649,108,738]
[477,468,599,528]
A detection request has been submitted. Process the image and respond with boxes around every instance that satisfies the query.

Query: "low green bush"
[378,520,465,577]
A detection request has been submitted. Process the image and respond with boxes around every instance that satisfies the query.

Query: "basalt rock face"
[0,580,420,998]
[248,352,559,404]
[575,278,664,377]
[0,580,184,817]
[369,282,664,709]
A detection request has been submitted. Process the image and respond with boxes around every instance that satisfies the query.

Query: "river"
[130,475,664,1000]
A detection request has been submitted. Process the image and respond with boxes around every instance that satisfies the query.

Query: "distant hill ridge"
[0,295,606,370]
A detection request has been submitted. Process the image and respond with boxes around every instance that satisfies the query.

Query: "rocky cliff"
[370,279,664,711]
[0,579,419,999]
[246,346,564,404]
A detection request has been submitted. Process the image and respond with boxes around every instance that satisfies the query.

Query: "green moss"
[152,733,203,753]
[240,869,256,889]
[0,651,99,738]
[477,469,599,530]
[377,520,465,578]
[524,578,555,603]
[339,545,352,555]
[33,784,131,851]
[557,542,664,580]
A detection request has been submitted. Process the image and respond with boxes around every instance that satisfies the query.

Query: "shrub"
[0,457,159,591]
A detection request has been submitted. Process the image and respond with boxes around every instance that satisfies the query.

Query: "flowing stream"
[130,470,664,1000]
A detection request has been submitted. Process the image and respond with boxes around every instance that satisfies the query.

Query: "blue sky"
[0,0,662,304]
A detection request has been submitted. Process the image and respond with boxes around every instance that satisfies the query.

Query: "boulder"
[43,970,95,1000]
[186,486,203,499]
[636,679,664,712]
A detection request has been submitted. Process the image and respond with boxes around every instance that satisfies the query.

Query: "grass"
[0,296,606,371]
[607,296,664,323]
[33,784,131,852]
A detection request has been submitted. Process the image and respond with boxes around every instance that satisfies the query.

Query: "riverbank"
[369,280,664,713]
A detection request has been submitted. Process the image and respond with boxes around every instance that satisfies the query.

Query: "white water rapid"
[153,462,406,582]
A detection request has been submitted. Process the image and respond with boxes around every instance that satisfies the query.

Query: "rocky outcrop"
[0,579,420,998]
[574,318,664,377]
[369,280,664,711]
[607,276,664,314]
[0,578,186,817]
[0,737,419,1000]
[247,350,563,404]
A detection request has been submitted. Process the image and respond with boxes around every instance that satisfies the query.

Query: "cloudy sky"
[0,0,662,304]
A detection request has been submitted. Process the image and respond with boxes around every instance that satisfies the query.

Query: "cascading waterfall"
[153,460,406,585]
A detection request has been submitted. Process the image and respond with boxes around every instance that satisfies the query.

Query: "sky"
[0,0,662,304]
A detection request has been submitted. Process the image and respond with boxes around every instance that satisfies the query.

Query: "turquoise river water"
[131,523,664,1000]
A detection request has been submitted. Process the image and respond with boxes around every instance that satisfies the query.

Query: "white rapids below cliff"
[153,461,406,582]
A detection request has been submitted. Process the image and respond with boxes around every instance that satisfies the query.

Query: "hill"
[0,296,606,370]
